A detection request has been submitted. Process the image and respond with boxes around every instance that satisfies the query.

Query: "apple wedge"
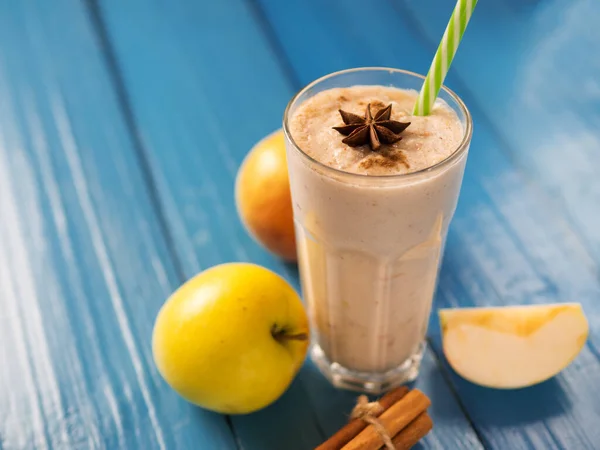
[439,303,588,389]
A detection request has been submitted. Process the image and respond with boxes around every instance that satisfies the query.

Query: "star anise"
[333,103,410,151]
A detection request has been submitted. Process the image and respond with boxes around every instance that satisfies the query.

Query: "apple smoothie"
[283,69,471,392]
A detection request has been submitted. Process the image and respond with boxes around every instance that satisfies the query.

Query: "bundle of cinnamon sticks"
[316,387,432,450]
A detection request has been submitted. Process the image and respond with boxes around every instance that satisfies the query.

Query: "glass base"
[311,342,425,394]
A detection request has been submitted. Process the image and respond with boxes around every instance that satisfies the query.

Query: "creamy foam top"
[289,86,464,175]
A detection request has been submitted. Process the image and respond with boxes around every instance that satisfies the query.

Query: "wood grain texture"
[0,1,235,449]
[253,0,600,448]
[95,0,482,448]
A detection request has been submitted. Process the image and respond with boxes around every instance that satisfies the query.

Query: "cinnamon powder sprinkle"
[370,100,386,110]
[359,151,410,170]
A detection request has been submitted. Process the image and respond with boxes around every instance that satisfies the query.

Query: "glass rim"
[282,67,473,181]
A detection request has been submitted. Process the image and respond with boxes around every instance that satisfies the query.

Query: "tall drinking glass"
[283,68,472,393]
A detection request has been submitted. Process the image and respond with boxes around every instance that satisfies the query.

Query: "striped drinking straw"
[413,0,479,116]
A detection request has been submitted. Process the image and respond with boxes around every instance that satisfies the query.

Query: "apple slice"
[439,303,588,389]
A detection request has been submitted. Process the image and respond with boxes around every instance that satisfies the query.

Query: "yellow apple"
[439,303,588,389]
[152,263,309,414]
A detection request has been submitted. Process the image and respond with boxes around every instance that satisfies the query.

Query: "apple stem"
[271,326,308,343]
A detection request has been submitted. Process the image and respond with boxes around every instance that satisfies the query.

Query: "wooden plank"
[252,0,600,448]
[96,0,482,448]
[0,1,235,449]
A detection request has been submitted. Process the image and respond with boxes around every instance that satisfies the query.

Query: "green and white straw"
[413,0,478,116]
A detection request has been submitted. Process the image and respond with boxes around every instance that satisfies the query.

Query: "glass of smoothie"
[283,67,472,393]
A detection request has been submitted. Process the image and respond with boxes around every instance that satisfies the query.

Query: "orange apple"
[236,129,296,261]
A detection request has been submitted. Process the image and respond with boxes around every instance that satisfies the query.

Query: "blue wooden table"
[1,0,599,448]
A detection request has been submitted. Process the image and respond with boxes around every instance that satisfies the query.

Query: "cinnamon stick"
[392,412,433,450]
[341,389,431,450]
[316,387,409,450]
